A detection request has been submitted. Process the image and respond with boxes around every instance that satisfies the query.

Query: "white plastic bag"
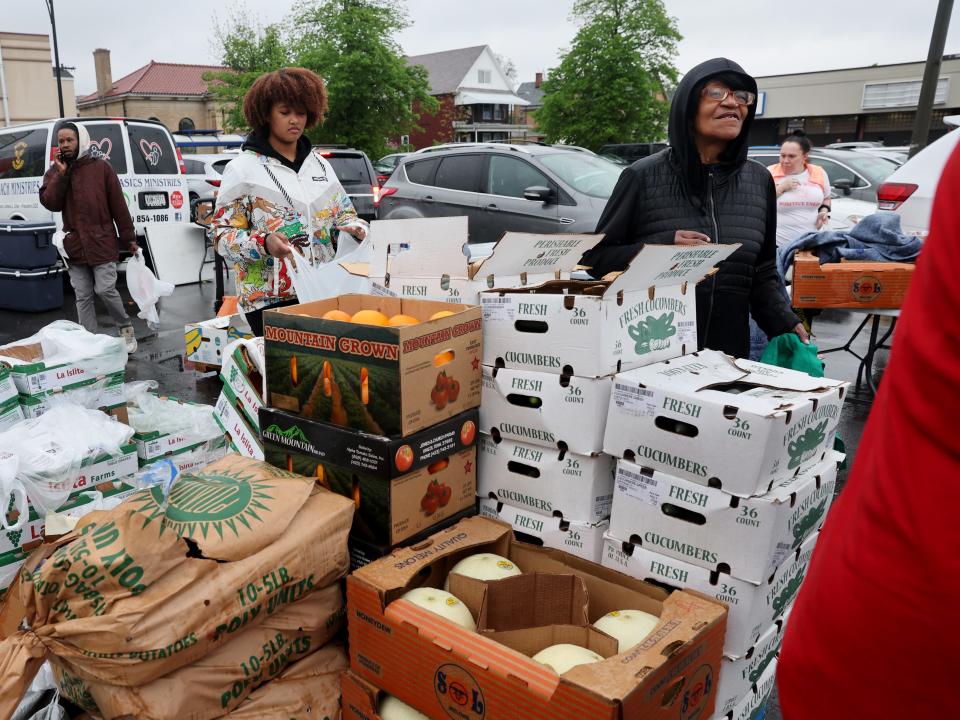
[0,320,127,377]
[283,232,371,302]
[125,381,221,441]
[126,249,174,329]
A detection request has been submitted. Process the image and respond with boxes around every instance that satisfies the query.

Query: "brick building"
[0,31,76,125]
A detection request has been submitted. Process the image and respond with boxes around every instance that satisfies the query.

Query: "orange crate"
[791,251,914,309]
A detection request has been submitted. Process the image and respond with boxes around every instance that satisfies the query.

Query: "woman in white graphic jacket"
[213,67,368,335]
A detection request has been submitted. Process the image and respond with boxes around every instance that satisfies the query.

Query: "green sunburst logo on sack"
[627,312,677,355]
[129,470,275,540]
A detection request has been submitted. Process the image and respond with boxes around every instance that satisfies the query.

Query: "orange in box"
[346,516,727,720]
[791,251,915,309]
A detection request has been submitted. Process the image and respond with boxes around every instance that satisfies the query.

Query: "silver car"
[376,143,624,243]
[182,153,236,202]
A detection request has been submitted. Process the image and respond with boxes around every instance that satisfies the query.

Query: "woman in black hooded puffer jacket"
[582,58,806,358]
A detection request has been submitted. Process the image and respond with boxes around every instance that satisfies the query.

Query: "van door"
[0,125,52,221]
[124,121,189,228]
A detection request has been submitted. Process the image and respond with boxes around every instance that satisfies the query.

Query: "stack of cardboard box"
[214,337,266,460]
[477,243,736,563]
[0,366,21,431]
[259,291,484,569]
[600,349,848,719]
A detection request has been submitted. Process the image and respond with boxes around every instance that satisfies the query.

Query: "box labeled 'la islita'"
[264,295,482,438]
[261,407,478,545]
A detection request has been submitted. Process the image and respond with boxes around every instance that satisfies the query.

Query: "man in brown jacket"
[39,121,138,352]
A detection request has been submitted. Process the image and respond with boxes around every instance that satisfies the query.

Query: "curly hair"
[243,67,328,133]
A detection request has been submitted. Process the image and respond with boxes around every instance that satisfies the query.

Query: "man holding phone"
[40,121,138,352]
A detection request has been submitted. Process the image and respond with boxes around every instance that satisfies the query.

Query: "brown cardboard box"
[341,669,391,720]
[791,251,914,308]
[346,516,727,720]
[264,295,483,437]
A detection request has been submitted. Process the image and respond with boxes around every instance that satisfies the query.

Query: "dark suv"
[315,146,378,221]
[377,143,623,243]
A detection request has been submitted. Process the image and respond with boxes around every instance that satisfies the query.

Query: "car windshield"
[839,153,900,186]
[538,152,622,198]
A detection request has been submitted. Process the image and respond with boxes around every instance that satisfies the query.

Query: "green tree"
[536,0,680,150]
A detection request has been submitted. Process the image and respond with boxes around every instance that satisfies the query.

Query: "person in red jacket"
[777,144,960,716]
[39,121,138,352]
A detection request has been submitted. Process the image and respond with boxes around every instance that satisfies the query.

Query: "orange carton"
[791,251,914,309]
[346,516,727,720]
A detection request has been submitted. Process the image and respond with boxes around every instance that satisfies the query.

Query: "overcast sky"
[6,0,960,96]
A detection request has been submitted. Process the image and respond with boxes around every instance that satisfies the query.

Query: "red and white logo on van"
[171,191,184,209]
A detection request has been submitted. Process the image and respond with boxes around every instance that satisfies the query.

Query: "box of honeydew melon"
[264,294,482,438]
[220,337,264,430]
[18,370,125,419]
[481,243,738,378]
[364,215,600,305]
[347,515,727,720]
[601,530,818,658]
[477,433,614,523]
[0,321,127,395]
[478,497,608,564]
[0,395,22,431]
[608,452,839,584]
[714,611,788,717]
[604,349,848,497]
[718,656,778,720]
[214,384,264,460]
[480,365,612,455]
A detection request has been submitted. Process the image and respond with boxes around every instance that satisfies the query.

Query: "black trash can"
[0,264,66,312]
[0,221,59,269]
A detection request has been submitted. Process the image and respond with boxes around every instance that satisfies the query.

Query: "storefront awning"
[456,91,529,106]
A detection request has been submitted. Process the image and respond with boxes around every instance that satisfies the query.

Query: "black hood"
[668,57,758,195]
[242,130,312,172]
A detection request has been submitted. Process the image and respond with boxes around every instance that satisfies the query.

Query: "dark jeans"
[245,298,300,336]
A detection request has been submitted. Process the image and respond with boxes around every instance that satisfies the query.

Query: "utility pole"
[45,0,65,118]
[909,0,954,158]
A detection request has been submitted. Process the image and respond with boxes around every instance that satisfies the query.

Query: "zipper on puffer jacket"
[703,167,719,347]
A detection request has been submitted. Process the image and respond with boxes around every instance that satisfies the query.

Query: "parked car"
[182,153,235,203]
[597,142,667,164]
[748,147,900,203]
[316,146,378,221]
[374,152,411,185]
[377,142,623,243]
[876,119,960,234]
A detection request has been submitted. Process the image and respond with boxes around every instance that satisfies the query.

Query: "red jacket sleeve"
[777,145,960,717]
[104,164,135,245]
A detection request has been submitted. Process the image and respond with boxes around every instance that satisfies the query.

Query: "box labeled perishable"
[478,433,613,522]
[347,515,727,720]
[0,330,126,395]
[220,340,264,429]
[261,407,478,545]
[264,295,482,437]
[480,365,611,455]
[609,454,838,583]
[214,386,264,460]
[791,250,914,309]
[367,216,599,304]
[720,656,777,720]
[714,613,787,716]
[18,371,125,419]
[478,497,608,564]
[184,314,252,366]
[482,244,737,377]
[602,531,817,658]
[604,350,848,496]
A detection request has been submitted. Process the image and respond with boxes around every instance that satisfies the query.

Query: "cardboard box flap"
[605,244,739,297]
[476,573,590,632]
[0,342,42,365]
[486,624,619,665]
[368,216,471,280]
[475,232,601,287]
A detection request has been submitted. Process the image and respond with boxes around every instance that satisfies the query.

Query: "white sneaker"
[120,326,138,354]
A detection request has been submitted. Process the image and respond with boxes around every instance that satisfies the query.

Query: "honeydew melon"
[443,553,521,590]
[379,695,430,720]
[531,643,604,674]
[593,609,659,652]
[399,587,477,631]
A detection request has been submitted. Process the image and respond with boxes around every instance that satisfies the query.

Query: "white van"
[0,117,190,248]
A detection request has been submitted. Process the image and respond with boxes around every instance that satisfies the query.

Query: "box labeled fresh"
[721,656,777,720]
[478,497,608,564]
[714,613,788,716]
[478,433,613,522]
[18,371,125,419]
[602,531,817,658]
[609,454,838,583]
[481,244,736,377]
[264,295,482,437]
[481,365,611,455]
[604,349,848,496]
[214,386,264,460]
[347,515,727,720]
[261,406,478,545]
[367,216,600,304]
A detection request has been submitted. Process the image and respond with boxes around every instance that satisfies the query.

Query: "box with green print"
[604,349,848,497]
[608,453,839,585]
[260,406,478,545]
[601,531,817,659]
[0,396,22,431]
[264,295,482,438]
[714,612,788,717]
[481,244,737,378]
[18,371,125,419]
[0,328,126,395]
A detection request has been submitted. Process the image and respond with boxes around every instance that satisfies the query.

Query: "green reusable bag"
[760,333,824,378]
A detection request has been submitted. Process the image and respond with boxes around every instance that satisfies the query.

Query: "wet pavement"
[0,274,893,720]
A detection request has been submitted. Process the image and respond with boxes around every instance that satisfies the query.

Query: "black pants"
[245,298,300,336]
